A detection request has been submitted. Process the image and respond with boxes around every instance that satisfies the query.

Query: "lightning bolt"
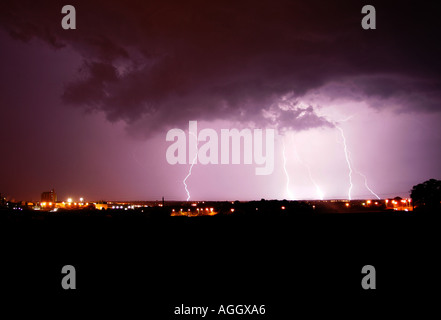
[282,139,295,200]
[346,149,381,200]
[282,105,378,201]
[334,124,380,200]
[291,137,324,200]
[335,125,380,200]
[305,164,324,200]
[336,125,353,200]
[183,132,198,201]
[357,171,381,200]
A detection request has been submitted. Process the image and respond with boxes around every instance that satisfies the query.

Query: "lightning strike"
[336,125,353,200]
[357,171,381,200]
[344,140,381,200]
[305,164,324,200]
[282,139,295,200]
[291,139,325,200]
[183,132,198,201]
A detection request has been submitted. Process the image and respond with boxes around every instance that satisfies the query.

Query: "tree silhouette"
[410,179,441,211]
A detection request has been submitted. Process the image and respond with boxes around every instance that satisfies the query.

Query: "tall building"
[41,189,57,202]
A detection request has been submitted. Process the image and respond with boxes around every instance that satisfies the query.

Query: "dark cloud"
[1,0,440,137]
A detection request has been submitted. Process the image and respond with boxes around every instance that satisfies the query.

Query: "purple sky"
[1,0,440,202]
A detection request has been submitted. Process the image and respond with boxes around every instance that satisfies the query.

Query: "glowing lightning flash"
[282,140,295,200]
[183,132,198,201]
[291,138,324,200]
[336,126,353,200]
[305,164,324,200]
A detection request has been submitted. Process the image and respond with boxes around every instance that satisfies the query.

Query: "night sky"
[1,0,440,202]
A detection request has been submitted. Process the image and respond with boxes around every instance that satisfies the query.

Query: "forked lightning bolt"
[346,149,381,200]
[336,125,380,200]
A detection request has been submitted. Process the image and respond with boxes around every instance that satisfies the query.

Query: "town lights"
[67,198,72,203]
[79,197,84,202]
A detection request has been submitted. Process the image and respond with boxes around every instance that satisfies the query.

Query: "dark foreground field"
[1,208,439,318]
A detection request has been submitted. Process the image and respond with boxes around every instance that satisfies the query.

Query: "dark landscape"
[1,202,439,318]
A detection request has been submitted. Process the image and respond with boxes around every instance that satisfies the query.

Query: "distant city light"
[67,198,72,203]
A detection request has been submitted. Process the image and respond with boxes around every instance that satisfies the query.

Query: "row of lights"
[111,205,136,209]
[172,207,214,212]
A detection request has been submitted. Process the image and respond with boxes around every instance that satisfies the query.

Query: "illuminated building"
[41,189,57,203]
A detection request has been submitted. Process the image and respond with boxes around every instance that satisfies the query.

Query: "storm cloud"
[1,0,440,137]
